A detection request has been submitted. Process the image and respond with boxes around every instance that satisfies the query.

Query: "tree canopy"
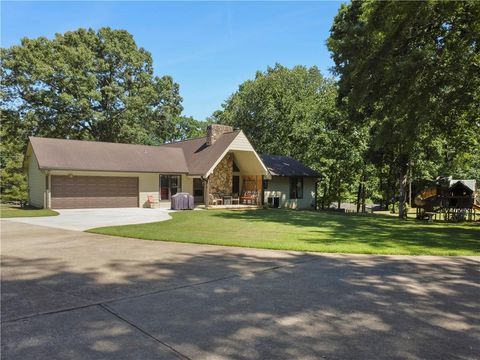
[327,0,480,216]
[214,64,366,207]
[1,28,183,202]
[1,27,183,144]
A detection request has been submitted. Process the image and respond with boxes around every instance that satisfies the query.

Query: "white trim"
[205,130,271,178]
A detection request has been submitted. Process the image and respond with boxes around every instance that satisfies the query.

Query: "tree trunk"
[398,170,408,219]
[337,179,341,210]
[356,180,362,213]
[361,182,366,213]
[321,182,328,210]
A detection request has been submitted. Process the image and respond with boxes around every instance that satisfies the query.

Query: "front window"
[160,175,181,200]
[289,177,303,199]
[193,178,204,197]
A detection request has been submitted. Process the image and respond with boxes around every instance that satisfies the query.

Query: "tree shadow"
[211,209,480,254]
[2,244,479,359]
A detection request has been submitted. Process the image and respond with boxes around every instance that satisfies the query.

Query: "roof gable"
[163,130,243,175]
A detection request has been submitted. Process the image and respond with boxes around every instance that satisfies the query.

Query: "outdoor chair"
[209,193,223,206]
[232,193,240,205]
[147,195,159,208]
[241,191,257,205]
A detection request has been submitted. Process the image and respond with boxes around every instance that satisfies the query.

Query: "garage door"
[51,176,139,209]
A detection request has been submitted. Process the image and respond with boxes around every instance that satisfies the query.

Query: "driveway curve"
[1,221,479,360]
[3,207,173,231]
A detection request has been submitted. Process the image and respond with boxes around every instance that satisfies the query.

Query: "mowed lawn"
[89,209,480,256]
[0,204,58,218]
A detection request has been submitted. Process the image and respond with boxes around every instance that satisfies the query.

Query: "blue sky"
[1,1,342,120]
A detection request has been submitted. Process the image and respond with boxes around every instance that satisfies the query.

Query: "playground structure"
[415,176,480,222]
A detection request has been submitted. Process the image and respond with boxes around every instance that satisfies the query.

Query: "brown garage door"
[51,176,139,209]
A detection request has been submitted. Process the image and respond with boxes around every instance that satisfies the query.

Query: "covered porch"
[193,149,269,209]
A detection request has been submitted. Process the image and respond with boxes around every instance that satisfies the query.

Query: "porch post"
[261,175,265,206]
[202,176,209,209]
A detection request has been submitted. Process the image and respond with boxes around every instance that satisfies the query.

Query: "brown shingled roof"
[162,130,241,175]
[28,137,189,173]
[260,154,321,177]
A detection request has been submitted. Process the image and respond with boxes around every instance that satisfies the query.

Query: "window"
[289,177,303,199]
[262,179,269,190]
[232,176,240,194]
[193,178,204,197]
[160,175,181,200]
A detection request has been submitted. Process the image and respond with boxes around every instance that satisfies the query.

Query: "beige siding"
[49,170,160,208]
[264,176,316,209]
[28,154,46,208]
[182,175,194,195]
[229,131,255,151]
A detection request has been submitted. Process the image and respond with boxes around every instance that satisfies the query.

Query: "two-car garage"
[51,176,139,209]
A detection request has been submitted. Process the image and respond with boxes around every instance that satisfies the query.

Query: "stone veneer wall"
[209,153,233,195]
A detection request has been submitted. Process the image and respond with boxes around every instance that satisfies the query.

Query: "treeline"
[2,1,479,215]
[214,1,480,217]
[0,28,210,202]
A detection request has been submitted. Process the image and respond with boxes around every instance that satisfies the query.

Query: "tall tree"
[1,27,183,202]
[214,64,366,207]
[328,1,480,217]
[169,116,211,142]
[1,27,183,144]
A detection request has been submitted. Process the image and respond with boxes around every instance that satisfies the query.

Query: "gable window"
[160,175,181,200]
[289,177,303,199]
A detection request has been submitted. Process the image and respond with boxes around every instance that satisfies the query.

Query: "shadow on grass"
[211,209,480,254]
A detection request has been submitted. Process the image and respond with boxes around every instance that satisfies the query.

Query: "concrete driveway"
[1,221,479,360]
[3,207,173,231]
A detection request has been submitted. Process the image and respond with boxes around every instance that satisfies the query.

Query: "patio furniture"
[223,195,232,205]
[241,191,258,205]
[147,195,160,208]
[209,193,223,206]
[171,192,194,210]
[232,193,240,205]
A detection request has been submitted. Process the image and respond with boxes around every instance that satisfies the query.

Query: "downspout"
[45,171,51,209]
[261,175,265,206]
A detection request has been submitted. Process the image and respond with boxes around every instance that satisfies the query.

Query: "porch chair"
[209,193,223,206]
[147,195,159,208]
[232,193,240,205]
[241,191,257,205]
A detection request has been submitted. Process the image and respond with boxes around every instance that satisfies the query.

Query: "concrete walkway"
[3,207,173,231]
[1,221,479,360]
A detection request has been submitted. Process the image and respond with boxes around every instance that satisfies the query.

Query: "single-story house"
[24,124,321,210]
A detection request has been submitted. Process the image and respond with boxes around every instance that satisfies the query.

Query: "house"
[24,124,321,210]
[261,154,321,209]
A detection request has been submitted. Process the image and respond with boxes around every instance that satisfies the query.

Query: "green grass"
[0,204,59,218]
[89,209,480,256]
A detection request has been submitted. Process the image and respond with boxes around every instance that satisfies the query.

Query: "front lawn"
[0,204,59,218]
[88,209,480,256]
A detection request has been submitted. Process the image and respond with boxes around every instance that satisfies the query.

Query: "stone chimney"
[206,124,234,146]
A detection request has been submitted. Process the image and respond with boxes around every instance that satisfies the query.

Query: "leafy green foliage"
[328,1,480,216]
[169,116,211,142]
[214,64,366,207]
[1,28,183,202]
